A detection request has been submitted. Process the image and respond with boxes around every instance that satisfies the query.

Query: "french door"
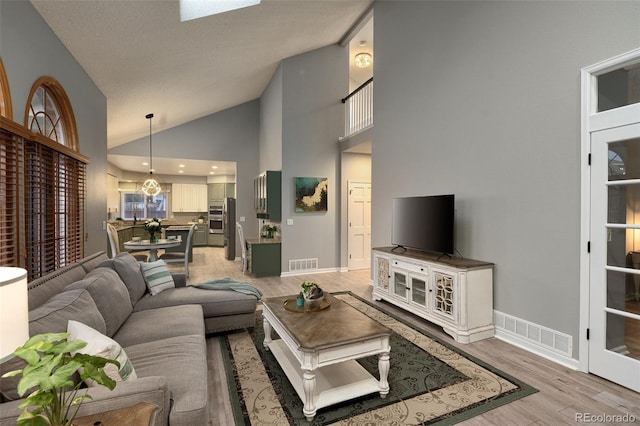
[589,123,640,392]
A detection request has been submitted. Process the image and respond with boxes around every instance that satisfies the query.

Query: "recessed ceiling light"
[179,164,185,168]
[211,165,218,169]
[142,162,149,166]
[209,171,215,175]
[179,170,184,174]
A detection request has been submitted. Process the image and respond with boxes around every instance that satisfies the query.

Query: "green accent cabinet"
[254,171,281,221]
[247,239,281,278]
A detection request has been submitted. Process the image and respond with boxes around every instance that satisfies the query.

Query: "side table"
[74,401,158,426]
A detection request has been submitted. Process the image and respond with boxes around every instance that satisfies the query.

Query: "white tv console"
[372,247,494,343]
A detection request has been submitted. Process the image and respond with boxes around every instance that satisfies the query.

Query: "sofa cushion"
[67,320,137,384]
[78,251,110,273]
[139,260,175,295]
[67,268,133,337]
[134,286,258,318]
[28,288,106,336]
[113,305,204,348]
[125,334,208,426]
[98,253,148,305]
[27,263,87,311]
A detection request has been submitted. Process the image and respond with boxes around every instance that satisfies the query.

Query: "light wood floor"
[170,247,640,426]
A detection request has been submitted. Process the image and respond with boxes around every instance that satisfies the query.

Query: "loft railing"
[341,77,373,138]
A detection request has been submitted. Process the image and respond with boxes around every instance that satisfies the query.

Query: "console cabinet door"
[392,270,409,300]
[431,268,457,323]
[409,275,428,309]
[374,254,390,293]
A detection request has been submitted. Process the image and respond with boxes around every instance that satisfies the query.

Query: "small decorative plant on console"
[2,332,119,426]
[144,218,162,243]
[262,224,279,239]
[300,281,324,309]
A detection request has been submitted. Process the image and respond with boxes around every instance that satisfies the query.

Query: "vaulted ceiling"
[31,0,374,154]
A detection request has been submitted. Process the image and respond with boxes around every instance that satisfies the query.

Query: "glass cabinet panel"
[393,271,408,299]
[411,276,427,307]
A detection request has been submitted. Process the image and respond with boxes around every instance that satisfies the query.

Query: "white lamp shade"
[0,267,29,362]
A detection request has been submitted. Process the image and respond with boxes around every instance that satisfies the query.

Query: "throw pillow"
[139,260,175,295]
[67,320,137,385]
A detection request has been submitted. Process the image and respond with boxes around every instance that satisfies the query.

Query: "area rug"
[221,292,537,425]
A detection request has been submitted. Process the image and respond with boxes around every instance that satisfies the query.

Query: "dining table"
[124,238,182,262]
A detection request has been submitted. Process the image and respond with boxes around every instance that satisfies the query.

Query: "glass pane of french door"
[606,138,640,362]
[590,125,640,392]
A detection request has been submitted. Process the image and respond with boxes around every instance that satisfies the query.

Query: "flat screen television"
[392,194,455,255]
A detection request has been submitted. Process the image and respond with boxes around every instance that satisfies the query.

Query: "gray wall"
[109,100,260,256]
[373,0,640,358]
[279,45,348,271]
[259,64,283,172]
[0,0,108,256]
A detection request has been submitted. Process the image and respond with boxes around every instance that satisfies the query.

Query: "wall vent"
[494,311,572,357]
[289,258,318,273]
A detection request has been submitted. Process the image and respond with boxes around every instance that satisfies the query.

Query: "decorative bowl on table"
[301,281,324,309]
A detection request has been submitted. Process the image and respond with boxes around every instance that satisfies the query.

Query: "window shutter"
[0,128,20,267]
[24,140,86,280]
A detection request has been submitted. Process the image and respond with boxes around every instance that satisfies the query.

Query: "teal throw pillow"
[140,260,175,295]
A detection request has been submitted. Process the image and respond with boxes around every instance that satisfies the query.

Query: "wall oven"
[209,204,224,234]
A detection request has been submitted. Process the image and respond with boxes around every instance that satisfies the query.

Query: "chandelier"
[141,113,161,196]
[354,52,372,68]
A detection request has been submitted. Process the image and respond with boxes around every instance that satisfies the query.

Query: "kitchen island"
[246,237,281,277]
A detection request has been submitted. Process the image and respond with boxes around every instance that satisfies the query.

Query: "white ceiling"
[31,0,374,155]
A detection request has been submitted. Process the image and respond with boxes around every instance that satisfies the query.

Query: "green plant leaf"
[16,409,49,426]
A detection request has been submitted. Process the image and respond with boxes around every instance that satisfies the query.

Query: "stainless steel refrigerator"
[224,197,236,260]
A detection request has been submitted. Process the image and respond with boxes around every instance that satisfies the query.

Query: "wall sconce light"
[354,52,372,68]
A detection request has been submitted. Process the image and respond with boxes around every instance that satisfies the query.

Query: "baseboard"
[280,267,341,277]
[493,310,579,370]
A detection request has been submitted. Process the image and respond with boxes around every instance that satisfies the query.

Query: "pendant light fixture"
[140,113,161,196]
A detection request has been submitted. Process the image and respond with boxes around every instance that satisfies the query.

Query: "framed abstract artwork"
[295,177,328,212]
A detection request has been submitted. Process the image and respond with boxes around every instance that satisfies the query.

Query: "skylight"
[180,0,261,22]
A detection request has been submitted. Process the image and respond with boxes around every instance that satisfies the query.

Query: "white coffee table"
[262,294,391,421]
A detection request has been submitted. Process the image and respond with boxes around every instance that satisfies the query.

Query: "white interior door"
[348,181,371,270]
[589,123,640,392]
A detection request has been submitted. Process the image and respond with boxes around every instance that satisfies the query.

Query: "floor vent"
[289,258,318,272]
[494,311,572,357]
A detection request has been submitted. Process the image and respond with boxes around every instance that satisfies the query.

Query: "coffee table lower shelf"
[268,339,383,416]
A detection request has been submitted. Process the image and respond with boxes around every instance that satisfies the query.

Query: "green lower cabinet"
[248,241,281,278]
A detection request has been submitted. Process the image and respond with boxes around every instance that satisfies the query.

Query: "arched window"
[1,76,88,279]
[25,76,78,151]
[0,57,12,119]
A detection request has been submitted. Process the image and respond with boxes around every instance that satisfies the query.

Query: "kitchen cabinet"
[254,171,281,221]
[208,183,235,202]
[172,184,207,212]
[194,225,207,246]
[372,247,494,343]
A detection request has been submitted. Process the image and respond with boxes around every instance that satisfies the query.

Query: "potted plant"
[300,281,324,308]
[262,224,279,239]
[197,214,205,224]
[144,218,162,242]
[296,292,305,308]
[2,332,119,426]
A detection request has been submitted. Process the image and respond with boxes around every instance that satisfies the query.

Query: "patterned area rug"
[221,292,537,425]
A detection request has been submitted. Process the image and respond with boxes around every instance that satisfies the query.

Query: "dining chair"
[159,223,196,277]
[106,224,148,262]
[236,222,247,274]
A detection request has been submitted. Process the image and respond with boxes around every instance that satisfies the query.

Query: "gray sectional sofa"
[0,251,259,426]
